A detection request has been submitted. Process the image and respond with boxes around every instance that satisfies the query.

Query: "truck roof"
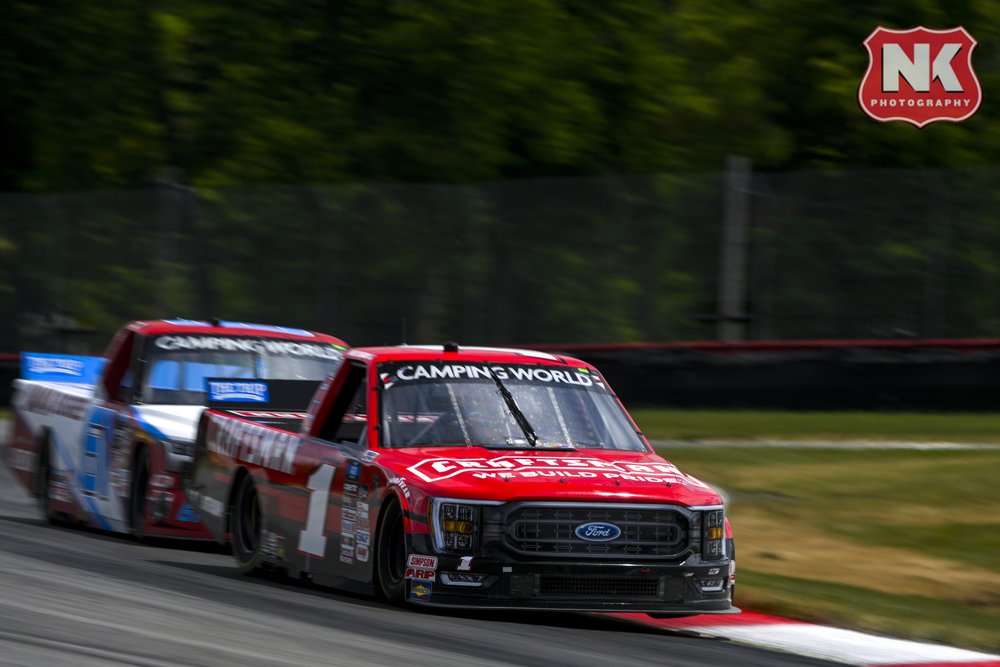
[346,344,594,369]
[124,319,348,346]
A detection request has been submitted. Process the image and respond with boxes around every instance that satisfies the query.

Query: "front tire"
[129,447,149,540]
[375,500,407,603]
[231,472,263,574]
[35,435,61,524]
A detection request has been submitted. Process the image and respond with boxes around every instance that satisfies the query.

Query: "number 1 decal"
[299,464,335,557]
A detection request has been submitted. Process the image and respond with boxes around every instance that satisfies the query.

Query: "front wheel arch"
[129,444,150,539]
[374,495,408,604]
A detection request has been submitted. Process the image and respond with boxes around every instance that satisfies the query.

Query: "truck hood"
[133,405,206,443]
[377,446,722,506]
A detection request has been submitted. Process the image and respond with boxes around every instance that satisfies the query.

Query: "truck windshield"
[378,362,647,451]
[142,335,343,405]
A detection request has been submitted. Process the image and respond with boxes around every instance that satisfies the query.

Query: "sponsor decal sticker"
[208,380,269,403]
[204,413,300,474]
[406,456,688,484]
[261,530,287,560]
[175,503,201,523]
[356,531,370,546]
[356,544,370,562]
[389,476,411,500]
[409,582,433,601]
[406,554,438,581]
[859,26,981,127]
[346,461,361,481]
[361,450,379,464]
[20,384,91,421]
[21,352,108,385]
[457,556,474,572]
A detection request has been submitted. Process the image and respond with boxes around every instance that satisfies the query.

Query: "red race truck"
[5,319,347,539]
[187,344,736,613]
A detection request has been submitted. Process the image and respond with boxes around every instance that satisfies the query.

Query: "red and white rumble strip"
[610,612,1000,667]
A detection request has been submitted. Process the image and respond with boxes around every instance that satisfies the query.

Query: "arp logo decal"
[405,554,438,582]
[859,26,981,127]
[574,522,622,542]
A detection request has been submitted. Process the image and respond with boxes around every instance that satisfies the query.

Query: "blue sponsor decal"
[218,321,314,337]
[176,503,201,523]
[574,522,622,542]
[163,319,211,327]
[21,352,106,384]
[207,380,269,403]
[347,461,361,481]
[410,581,433,601]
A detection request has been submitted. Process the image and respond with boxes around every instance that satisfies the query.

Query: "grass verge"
[647,442,1000,653]
[634,408,1000,442]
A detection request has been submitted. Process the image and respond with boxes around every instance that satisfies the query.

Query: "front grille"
[539,576,659,598]
[503,504,691,559]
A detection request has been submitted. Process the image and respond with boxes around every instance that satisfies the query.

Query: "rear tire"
[375,500,407,604]
[231,472,263,574]
[129,447,149,540]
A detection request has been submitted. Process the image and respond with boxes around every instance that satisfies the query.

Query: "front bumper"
[405,551,736,613]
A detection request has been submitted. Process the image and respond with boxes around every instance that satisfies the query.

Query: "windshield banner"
[154,336,342,360]
[382,363,605,390]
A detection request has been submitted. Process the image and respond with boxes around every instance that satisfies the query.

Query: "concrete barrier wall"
[532,339,1000,411]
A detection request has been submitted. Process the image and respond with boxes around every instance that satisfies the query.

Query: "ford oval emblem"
[574,522,622,542]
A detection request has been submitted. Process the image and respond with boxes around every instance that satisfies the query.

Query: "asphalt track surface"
[0,439,839,667]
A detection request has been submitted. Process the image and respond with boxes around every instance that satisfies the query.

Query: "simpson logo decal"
[406,554,438,582]
[208,380,269,403]
[391,364,601,388]
[859,26,981,127]
[406,456,688,484]
[154,336,342,359]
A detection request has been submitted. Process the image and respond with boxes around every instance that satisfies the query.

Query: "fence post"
[717,155,752,342]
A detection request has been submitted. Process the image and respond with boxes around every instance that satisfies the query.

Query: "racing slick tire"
[375,499,407,604]
[35,433,62,525]
[129,446,149,540]
[231,471,264,575]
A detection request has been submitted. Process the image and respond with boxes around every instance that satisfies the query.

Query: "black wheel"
[231,472,263,574]
[375,500,407,603]
[129,447,149,540]
[35,435,60,524]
